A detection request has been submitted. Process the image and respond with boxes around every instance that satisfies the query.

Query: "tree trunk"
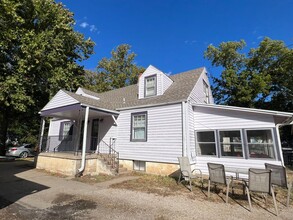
[0,108,9,156]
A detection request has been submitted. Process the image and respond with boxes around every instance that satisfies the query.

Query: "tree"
[0,0,94,155]
[83,44,145,93]
[204,38,293,110]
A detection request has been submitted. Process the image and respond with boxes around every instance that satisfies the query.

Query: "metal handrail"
[98,139,119,173]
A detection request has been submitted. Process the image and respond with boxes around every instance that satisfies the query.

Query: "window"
[247,129,275,159]
[131,112,147,141]
[219,130,243,157]
[196,131,216,156]
[203,80,209,103]
[133,160,146,171]
[145,75,157,97]
[59,121,73,141]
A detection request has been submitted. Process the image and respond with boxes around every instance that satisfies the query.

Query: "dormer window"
[145,75,157,97]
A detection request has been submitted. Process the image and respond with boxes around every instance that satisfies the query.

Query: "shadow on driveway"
[0,159,49,209]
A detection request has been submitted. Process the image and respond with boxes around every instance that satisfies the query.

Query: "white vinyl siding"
[194,106,275,130]
[193,106,282,175]
[116,103,182,163]
[188,69,214,104]
[195,157,283,176]
[138,65,173,99]
[98,116,118,149]
[41,90,78,111]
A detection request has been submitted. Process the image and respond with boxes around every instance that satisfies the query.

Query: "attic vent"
[123,98,126,104]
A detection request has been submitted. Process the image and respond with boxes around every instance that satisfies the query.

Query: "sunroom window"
[196,131,216,156]
[247,129,275,159]
[145,75,156,97]
[219,130,243,157]
[131,112,147,141]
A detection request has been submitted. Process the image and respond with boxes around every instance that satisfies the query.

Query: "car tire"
[20,152,28,158]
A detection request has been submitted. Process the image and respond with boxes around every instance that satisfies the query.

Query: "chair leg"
[287,182,292,207]
[271,186,278,216]
[189,179,192,192]
[226,180,231,204]
[246,186,252,211]
[208,179,211,198]
[177,173,182,184]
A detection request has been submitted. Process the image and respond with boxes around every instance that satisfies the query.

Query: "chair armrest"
[192,168,202,176]
[181,170,191,177]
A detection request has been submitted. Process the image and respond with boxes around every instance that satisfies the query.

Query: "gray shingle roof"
[64,67,204,111]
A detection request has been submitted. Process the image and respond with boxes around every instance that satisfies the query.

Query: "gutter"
[117,100,186,111]
[193,103,293,117]
[276,124,285,166]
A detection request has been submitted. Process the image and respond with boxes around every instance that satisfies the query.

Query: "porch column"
[38,117,45,151]
[78,106,89,173]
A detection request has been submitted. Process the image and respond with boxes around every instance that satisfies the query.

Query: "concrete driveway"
[1,159,293,220]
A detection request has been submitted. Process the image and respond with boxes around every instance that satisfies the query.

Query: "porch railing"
[39,135,119,173]
[39,135,76,152]
[97,139,119,173]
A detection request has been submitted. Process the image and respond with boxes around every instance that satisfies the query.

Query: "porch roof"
[39,90,119,119]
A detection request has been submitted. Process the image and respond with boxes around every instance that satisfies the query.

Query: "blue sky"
[60,0,293,77]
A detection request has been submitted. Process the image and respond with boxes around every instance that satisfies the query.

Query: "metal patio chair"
[265,163,292,207]
[177,157,203,191]
[244,168,278,216]
[207,163,233,203]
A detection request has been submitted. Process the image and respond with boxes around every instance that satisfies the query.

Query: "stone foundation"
[119,159,180,176]
[36,152,113,176]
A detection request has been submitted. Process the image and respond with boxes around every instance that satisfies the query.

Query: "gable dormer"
[75,88,100,100]
[138,65,173,99]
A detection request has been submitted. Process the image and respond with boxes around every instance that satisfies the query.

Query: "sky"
[60,0,293,78]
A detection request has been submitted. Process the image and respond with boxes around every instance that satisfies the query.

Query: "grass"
[111,173,186,197]
[110,171,293,210]
[73,174,115,184]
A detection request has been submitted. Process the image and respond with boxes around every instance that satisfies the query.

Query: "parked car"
[6,144,36,158]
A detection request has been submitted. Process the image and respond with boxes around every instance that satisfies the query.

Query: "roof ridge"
[80,66,205,95]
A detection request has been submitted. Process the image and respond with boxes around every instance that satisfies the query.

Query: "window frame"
[245,128,276,160]
[130,111,148,142]
[194,128,277,160]
[133,160,146,172]
[144,75,157,97]
[218,129,244,158]
[59,121,73,141]
[195,130,218,157]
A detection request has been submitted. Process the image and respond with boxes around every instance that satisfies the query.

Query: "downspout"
[76,106,89,177]
[276,124,284,166]
[182,101,187,156]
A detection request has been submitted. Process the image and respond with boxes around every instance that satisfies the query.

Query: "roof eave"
[192,103,293,117]
[116,100,187,111]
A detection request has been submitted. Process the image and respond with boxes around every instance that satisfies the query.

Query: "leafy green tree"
[0,0,94,155]
[83,44,145,93]
[204,38,293,110]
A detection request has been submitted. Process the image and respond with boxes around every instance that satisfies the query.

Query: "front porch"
[37,90,120,176]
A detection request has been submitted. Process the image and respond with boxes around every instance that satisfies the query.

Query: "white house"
[37,65,293,176]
